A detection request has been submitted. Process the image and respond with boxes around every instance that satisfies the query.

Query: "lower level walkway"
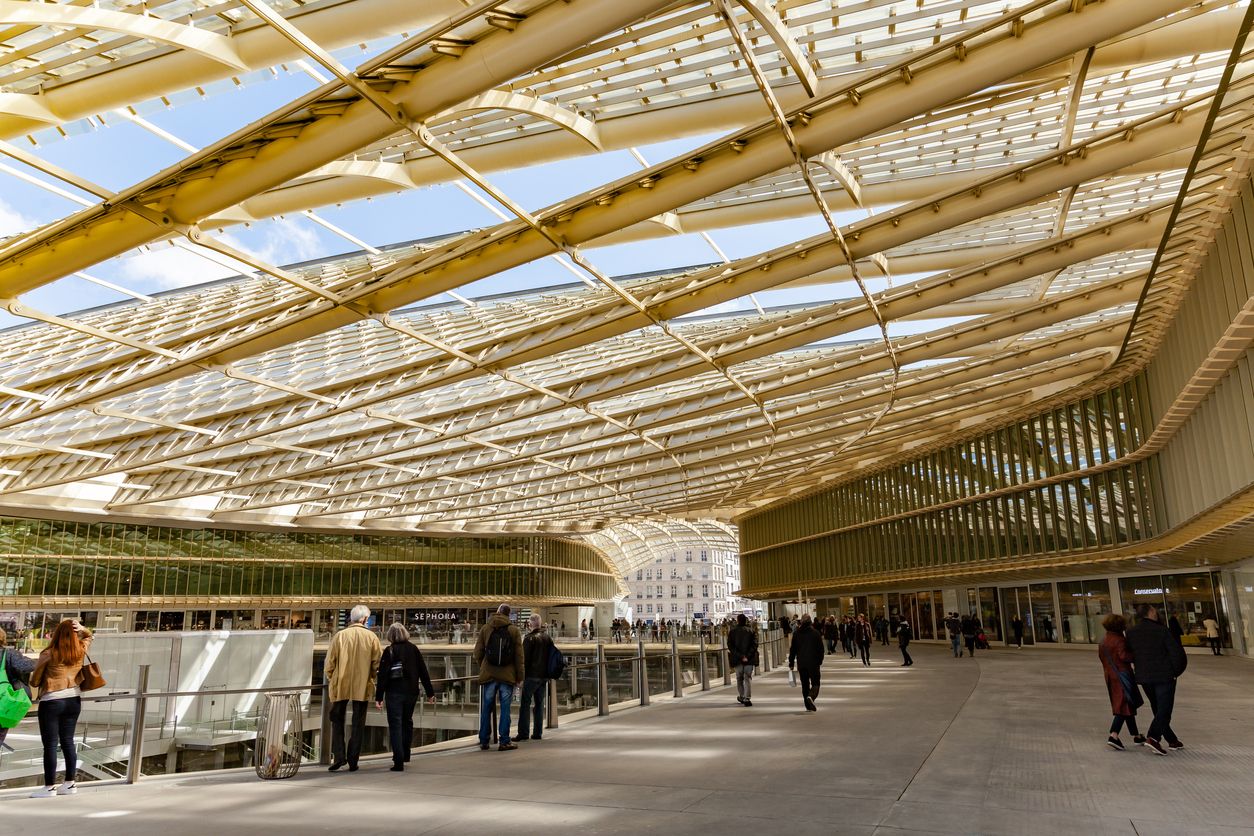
[5,644,1252,835]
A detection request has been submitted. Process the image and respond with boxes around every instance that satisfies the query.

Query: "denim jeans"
[37,696,81,786]
[329,699,368,767]
[517,678,546,739]
[950,635,961,657]
[384,691,418,765]
[734,664,754,700]
[479,680,514,745]
[1142,680,1179,743]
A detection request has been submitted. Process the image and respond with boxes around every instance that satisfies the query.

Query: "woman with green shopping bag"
[0,627,36,747]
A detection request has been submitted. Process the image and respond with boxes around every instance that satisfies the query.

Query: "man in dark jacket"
[727,614,759,706]
[517,615,554,741]
[787,613,825,712]
[473,604,525,751]
[1125,604,1187,755]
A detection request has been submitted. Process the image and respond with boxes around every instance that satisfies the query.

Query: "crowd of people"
[0,599,1209,796]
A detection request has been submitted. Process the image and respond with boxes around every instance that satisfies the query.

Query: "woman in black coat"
[375,622,436,771]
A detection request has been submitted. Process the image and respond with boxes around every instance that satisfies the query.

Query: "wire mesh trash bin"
[255,691,303,779]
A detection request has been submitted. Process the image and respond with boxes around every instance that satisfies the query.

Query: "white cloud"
[117,217,328,292]
[0,197,37,238]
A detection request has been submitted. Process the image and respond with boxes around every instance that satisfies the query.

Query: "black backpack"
[486,624,516,667]
[546,643,566,679]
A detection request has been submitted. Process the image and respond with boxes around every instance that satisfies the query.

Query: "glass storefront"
[1030,583,1057,643]
[1057,579,1110,644]
[977,587,1001,642]
[1001,587,1032,645]
[917,591,936,639]
[1120,572,1225,647]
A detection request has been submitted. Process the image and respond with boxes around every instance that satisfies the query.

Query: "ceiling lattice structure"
[0,0,1251,569]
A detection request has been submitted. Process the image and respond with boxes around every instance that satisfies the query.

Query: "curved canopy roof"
[0,0,1250,542]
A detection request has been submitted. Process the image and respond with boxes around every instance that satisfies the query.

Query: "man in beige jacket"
[325,605,382,771]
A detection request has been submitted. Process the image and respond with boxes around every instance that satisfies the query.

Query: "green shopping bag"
[0,649,33,728]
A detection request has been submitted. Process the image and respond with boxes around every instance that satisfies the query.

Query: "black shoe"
[1145,737,1167,756]
[1133,736,1146,746]
[390,764,404,772]
[515,735,529,741]
[804,697,816,712]
[498,742,518,751]
[328,762,346,772]
[403,754,411,762]
[347,763,359,772]
[479,743,490,751]
[743,699,752,707]
[1168,740,1185,750]
[736,696,745,705]
[1106,736,1125,751]
[532,736,542,740]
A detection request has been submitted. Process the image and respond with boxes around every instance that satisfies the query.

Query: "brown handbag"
[77,655,106,692]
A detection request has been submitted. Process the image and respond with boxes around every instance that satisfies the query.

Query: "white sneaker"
[57,783,77,795]
[30,786,57,798]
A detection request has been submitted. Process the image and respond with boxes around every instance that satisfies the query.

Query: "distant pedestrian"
[855,614,872,667]
[1202,616,1222,655]
[1167,614,1184,642]
[822,617,838,655]
[897,619,914,667]
[326,605,382,772]
[727,614,759,706]
[1011,614,1025,648]
[788,613,824,712]
[961,614,978,658]
[474,604,524,751]
[1098,613,1143,751]
[944,613,962,658]
[779,615,792,641]
[517,615,555,740]
[28,619,93,797]
[875,615,890,646]
[375,622,435,772]
[1125,604,1187,756]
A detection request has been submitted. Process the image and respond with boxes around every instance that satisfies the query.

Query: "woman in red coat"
[1099,613,1144,750]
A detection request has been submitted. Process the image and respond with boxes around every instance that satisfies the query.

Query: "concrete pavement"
[3,643,1251,835]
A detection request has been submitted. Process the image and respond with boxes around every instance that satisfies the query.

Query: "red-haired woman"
[1099,613,1144,750]
[29,619,93,797]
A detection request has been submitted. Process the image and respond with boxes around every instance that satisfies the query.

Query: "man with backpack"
[473,603,525,751]
[517,614,561,741]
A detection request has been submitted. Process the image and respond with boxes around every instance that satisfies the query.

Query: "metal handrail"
[4,630,783,786]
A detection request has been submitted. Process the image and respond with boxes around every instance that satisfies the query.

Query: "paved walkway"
[4,644,1252,835]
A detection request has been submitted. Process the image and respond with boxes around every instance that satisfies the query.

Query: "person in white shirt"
[1201,616,1223,656]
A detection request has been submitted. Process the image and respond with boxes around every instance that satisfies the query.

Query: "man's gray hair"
[350,604,371,624]
[528,614,542,630]
[386,622,410,644]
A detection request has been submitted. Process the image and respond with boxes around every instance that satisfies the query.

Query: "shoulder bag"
[77,654,107,692]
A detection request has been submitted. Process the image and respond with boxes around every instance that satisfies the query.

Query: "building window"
[671,603,678,613]
[700,551,708,561]
[686,584,694,598]
[702,584,709,597]
[671,585,678,597]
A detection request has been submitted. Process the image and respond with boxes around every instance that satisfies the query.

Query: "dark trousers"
[1014,631,1024,647]
[1208,636,1222,655]
[859,642,871,666]
[384,691,417,765]
[330,699,368,766]
[38,696,81,786]
[900,643,913,665]
[797,666,820,703]
[1142,680,1179,743]
[1109,714,1140,736]
[518,678,546,739]
[964,637,977,656]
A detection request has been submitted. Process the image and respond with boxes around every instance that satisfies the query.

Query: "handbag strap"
[0,649,8,686]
